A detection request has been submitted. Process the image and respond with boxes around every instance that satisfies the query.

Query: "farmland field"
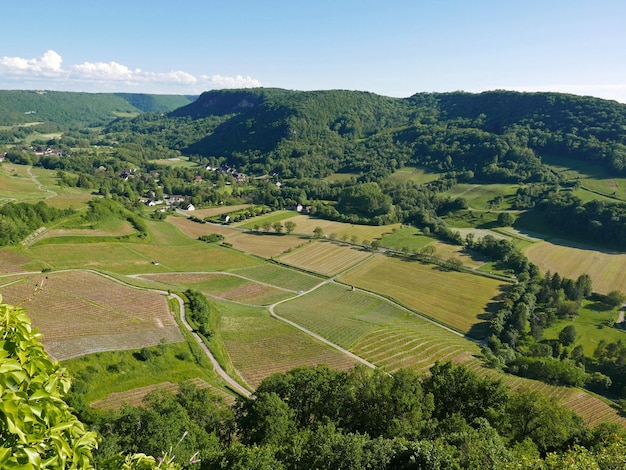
[28,238,262,274]
[227,232,308,258]
[230,263,322,292]
[0,247,34,273]
[276,283,626,426]
[278,240,373,276]
[338,254,506,336]
[137,272,294,306]
[217,301,358,389]
[0,270,181,360]
[524,239,626,294]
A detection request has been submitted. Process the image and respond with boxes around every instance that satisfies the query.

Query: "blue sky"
[2,0,626,102]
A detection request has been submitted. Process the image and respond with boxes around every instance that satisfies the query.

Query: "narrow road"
[171,293,251,397]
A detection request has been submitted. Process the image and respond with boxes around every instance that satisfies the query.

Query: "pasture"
[278,240,373,276]
[442,183,519,210]
[338,254,506,337]
[524,240,626,294]
[36,218,135,242]
[324,172,360,182]
[542,153,626,202]
[149,156,198,168]
[216,301,359,389]
[541,301,624,355]
[377,226,433,252]
[0,271,182,360]
[0,163,49,203]
[63,346,217,404]
[385,166,441,185]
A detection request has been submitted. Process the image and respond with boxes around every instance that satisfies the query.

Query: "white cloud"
[201,74,262,89]
[0,50,260,93]
[1,49,63,72]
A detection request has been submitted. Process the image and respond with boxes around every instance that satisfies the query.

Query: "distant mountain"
[0,90,195,127]
[161,88,626,178]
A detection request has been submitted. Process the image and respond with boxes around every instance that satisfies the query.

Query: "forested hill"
[160,88,626,179]
[0,90,194,127]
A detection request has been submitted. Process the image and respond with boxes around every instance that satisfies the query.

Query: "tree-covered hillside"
[156,88,626,179]
[0,90,193,127]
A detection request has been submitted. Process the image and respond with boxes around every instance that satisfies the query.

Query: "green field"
[542,301,624,355]
[338,254,507,337]
[232,209,299,229]
[541,153,626,202]
[216,300,358,389]
[385,166,441,185]
[377,226,433,251]
[230,263,323,292]
[63,343,216,403]
[442,183,519,210]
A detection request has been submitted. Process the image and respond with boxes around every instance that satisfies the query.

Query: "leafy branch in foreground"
[0,296,97,468]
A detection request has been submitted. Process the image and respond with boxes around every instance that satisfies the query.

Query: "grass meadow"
[0,163,49,203]
[541,301,624,355]
[524,240,626,294]
[377,226,433,252]
[338,254,506,337]
[442,183,519,210]
[63,345,216,404]
[541,153,626,202]
[385,166,441,185]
